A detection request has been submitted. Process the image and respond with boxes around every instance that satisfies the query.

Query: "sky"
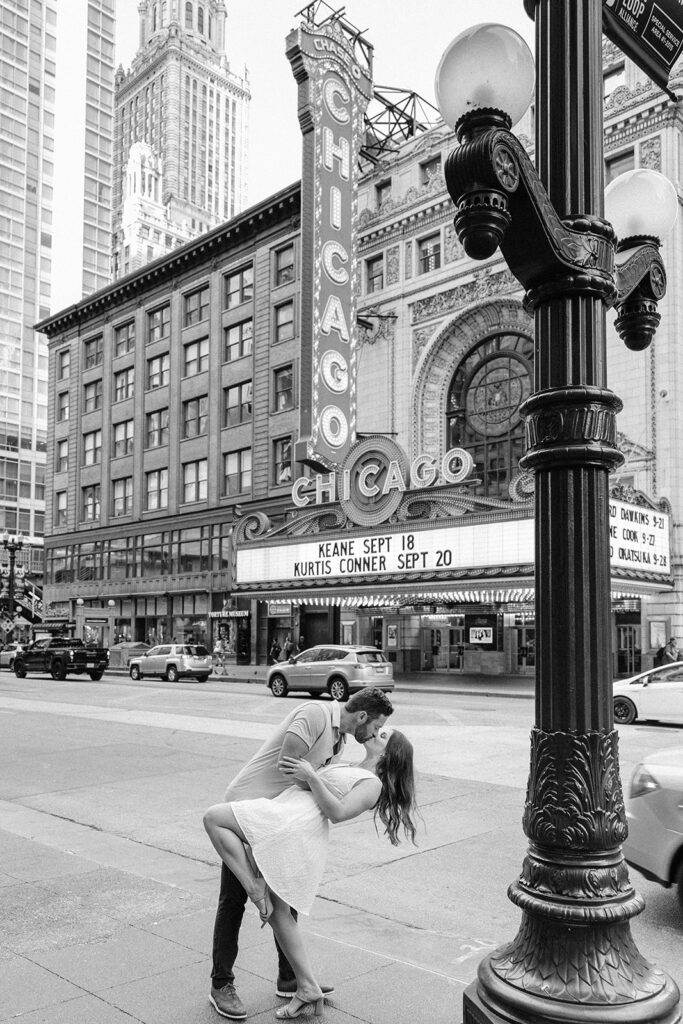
[115,0,534,209]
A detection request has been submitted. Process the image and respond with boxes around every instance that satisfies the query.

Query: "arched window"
[185,1,192,28]
[197,5,204,32]
[446,331,533,499]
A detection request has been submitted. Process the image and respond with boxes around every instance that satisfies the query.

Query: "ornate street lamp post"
[2,533,23,639]
[435,6,680,1024]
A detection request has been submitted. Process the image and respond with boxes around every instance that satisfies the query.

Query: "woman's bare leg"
[203,803,261,897]
[269,892,322,1001]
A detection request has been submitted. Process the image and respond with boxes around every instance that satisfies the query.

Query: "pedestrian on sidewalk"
[269,637,282,665]
[204,725,417,1020]
[204,687,395,1020]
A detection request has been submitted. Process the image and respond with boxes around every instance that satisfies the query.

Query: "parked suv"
[129,643,212,683]
[267,644,394,701]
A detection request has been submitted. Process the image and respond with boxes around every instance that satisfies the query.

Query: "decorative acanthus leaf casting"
[523,728,627,849]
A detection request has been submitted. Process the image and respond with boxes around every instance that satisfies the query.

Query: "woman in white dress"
[203,728,417,1019]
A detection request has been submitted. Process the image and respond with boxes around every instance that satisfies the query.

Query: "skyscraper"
[112,0,250,278]
[52,0,116,308]
[0,0,58,545]
[0,0,115,585]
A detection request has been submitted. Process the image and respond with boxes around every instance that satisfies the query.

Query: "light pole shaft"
[533,0,613,730]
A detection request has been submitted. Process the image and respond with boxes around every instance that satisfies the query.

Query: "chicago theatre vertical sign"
[287,17,373,471]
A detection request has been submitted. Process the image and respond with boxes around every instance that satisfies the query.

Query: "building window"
[83,378,103,412]
[366,255,384,293]
[147,304,170,343]
[147,353,170,389]
[446,331,534,500]
[114,367,135,401]
[224,265,253,308]
[183,337,209,376]
[111,477,133,517]
[56,439,68,473]
[275,244,295,286]
[82,484,101,522]
[113,419,134,457]
[84,335,103,368]
[224,381,252,426]
[183,395,208,438]
[604,63,625,98]
[57,392,69,421]
[223,448,251,496]
[273,436,293,485]
[274,365,293,411]
[184,284,209,326]
[55,490,67,526]
[376,178,391,209]
[605,148,635,184]
[57,349,70,379]
[83,429,102,466]
[145,407,169,448]
[115,320,135,356]
[185,0,192,27]
[182,458,207,503]
[274,301,295,343]
[145,468,168,510]
[418,232,441,274]
[420,155,441,185]
[224,319,253,361]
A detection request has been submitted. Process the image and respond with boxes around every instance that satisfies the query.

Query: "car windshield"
[184,645,209,656]
[357,650,387,663]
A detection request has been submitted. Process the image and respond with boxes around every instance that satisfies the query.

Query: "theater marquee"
[234,498,670,588]
[287,18,373,471]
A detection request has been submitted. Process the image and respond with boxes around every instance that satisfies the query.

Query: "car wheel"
[270,674,288,698]
[14,659,26,678]
[613,696,637,725]
[89,670,104,680]
[328,677,349,702]
[51,660,66,680]
[167,665,179,682]
[130,665,141,680]
[195,675,209,683]
[675,859,683,913]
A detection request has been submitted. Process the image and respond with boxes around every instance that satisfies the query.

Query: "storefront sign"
[210,609,250,618]
[603,0,683,99]
[268,602,292,617]
[236,500,670,586]
[287,20,372,470]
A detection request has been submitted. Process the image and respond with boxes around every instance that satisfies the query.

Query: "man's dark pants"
[212,862,296,987]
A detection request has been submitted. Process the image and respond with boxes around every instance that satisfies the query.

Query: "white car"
[623,747,683,909]
[0,642,22,670]
[613,664,683,725]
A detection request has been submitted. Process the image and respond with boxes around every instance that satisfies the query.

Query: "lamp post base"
[463,954,681,1024]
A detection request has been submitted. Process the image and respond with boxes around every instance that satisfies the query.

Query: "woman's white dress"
[232,764,376,914]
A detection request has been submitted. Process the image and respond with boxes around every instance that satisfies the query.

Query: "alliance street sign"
[603,0,683,99]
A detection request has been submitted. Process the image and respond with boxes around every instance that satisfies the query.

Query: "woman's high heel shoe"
[275,993,324,1018]
[249,879,273,928]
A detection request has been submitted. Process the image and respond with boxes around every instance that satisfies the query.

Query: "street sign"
[603,0,683,100]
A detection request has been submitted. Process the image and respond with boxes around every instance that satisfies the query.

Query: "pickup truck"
[14,637,109,680]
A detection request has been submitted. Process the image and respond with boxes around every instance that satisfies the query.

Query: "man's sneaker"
[209,984,247,1019]
[276,978,335,998]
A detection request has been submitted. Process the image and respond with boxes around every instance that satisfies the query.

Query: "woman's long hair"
[373,731,418,846]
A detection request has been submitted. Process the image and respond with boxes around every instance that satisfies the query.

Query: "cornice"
[117,35,248,100]
[36,183,301,337]
[358,197,453,249]
[605,105,680,150]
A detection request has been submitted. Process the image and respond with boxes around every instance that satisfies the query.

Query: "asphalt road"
[0,672,681,1024]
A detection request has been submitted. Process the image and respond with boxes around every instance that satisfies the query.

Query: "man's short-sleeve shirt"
[224,700,344,801]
